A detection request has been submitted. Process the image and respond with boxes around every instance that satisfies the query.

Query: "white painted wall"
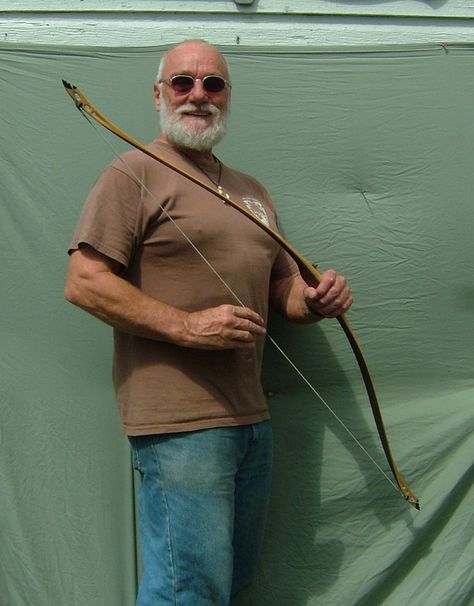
[0,1,473,46]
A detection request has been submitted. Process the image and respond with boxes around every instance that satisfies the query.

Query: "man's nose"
[187,79,208,102]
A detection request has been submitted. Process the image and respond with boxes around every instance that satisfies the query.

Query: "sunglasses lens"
[203,76,226,92]
[170,75,195,94]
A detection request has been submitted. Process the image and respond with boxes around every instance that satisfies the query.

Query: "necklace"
[183,152,224,193]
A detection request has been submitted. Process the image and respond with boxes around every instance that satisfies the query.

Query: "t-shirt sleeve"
[68,164,141,270]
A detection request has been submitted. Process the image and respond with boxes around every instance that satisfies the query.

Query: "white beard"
[159,95,228,152]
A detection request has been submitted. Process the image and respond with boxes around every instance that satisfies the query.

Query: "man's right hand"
[182,304,266,350]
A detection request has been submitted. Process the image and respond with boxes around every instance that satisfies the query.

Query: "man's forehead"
[163,42,228,77]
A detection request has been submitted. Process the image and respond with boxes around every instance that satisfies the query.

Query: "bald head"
[157,40,230,83]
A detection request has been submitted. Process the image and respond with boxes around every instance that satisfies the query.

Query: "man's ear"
[153,82,161,112]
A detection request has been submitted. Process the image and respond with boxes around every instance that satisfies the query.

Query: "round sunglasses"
[159,74,231,95]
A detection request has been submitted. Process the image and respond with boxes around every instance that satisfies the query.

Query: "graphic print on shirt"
[242,198,270,227]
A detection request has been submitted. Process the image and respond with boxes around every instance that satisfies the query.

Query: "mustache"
[174,103,221,117]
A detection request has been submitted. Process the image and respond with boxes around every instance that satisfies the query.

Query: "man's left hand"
[304,269,353,318]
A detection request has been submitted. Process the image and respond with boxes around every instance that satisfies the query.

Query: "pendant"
[217,186,230,203]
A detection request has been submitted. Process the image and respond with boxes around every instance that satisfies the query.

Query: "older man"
[65,40,352,606]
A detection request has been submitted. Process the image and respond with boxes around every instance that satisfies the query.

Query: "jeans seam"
[134,442,141,472]
[149,438,179,606]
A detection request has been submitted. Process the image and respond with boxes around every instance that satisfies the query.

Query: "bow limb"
[62,81,419,510]
[337,316,419,508]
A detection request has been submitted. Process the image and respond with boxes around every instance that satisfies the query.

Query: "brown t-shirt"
[69,140,297,435]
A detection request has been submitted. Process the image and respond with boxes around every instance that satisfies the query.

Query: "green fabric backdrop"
[1,43,473,606]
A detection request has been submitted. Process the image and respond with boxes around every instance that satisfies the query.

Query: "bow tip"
[406,494,421,511]
[62,79,76,90]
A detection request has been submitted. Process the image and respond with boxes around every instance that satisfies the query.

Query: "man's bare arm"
[64,245,266,350]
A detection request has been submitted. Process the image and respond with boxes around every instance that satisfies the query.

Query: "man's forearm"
[269,273,323,324]
[65,267,189,344]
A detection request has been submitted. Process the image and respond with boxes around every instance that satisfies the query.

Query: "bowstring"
[81,112,400,495]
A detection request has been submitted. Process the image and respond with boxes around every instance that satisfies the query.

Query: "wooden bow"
[62,80,420,510]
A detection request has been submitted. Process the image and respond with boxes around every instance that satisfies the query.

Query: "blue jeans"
[129,421,273,606]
